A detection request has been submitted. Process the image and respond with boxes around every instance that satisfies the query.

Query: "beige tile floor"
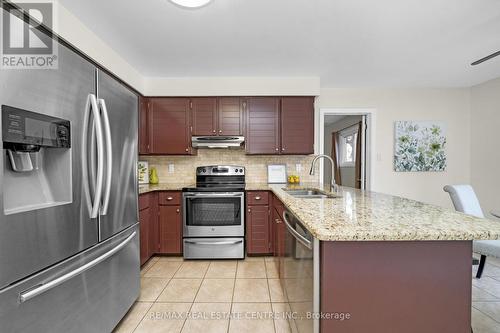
[114,256,287,333]
[114,255,500,333]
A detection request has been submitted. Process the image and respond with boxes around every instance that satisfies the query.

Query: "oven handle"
[184,193,244,198]
[184,239,243,246]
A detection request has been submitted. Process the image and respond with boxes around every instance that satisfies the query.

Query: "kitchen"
[2,0,500,333]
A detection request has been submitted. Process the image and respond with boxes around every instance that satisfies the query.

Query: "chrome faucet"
[309,154,338,193]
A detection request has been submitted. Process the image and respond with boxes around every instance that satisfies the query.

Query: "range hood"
[192,136,245,149]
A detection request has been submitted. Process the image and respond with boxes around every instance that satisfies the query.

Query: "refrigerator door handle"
[98,98,113,215]
[19,231,137,303]
[82,93,105,219]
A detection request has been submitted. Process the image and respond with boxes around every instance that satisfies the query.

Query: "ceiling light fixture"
[169,0,212,8]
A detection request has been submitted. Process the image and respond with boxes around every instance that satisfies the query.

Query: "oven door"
[183,192,244,237]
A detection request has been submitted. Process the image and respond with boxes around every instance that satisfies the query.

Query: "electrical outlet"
[377,153,382,162]
[168,164,175,173]
[296,164,302,173]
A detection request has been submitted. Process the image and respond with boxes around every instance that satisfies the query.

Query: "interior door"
[97,70,138,241]
[0,41,98,288]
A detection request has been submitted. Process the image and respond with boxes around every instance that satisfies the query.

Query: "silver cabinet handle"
[275,219,281,224]
[167,197,173,201]
[19,231,137,303]
[283,211,312,250]
[185,239,242,246]
[82,94,104,219]
[255,196,261,200]
[98,98,113,216]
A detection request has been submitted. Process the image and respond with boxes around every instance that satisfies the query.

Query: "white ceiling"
[59,0,500,87]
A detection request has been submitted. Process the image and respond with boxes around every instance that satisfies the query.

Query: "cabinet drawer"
[159,191,182,206]
[247,191,269,205]
[139,193,151,210]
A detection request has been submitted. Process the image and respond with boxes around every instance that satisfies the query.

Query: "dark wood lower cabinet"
[159,205,183,254]
[246,205,271,254]
[272,194,286,277]
[139,206,151,265]
[139,191,182,264]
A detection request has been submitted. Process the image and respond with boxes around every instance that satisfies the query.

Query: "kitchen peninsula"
[140,182,500,333]
[268,183,500,333]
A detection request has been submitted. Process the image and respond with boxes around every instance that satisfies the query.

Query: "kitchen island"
[258,183,500,333]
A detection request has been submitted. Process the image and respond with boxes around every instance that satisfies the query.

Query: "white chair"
[444,185,500,279]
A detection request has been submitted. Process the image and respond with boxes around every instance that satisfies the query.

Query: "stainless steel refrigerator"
[0,18,140,333]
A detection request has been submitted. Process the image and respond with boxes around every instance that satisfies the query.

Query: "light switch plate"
[296,164,302,172]
[168,164,175,173]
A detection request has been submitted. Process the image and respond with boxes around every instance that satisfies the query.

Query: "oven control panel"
[196,165,245,176]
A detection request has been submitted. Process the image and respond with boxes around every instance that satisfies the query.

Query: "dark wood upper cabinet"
[149,98,192,155]
[245,97,280,154]
[280,97,315,155]
[192,97,217,136]
[218,97,244,136]
[139,95,313,156]
[139,97,150,155]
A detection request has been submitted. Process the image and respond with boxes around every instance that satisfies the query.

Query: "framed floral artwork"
[394,121,446,172]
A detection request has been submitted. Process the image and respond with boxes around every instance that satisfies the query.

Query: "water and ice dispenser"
[2,105,72,215]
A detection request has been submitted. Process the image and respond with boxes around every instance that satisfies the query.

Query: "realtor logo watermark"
[1,1,58,69]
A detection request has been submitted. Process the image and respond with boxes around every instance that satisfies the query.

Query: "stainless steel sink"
[284,189,339,199]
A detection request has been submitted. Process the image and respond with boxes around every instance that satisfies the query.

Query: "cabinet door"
[139,97,150,154]
[245,97,280,154]
[159,205,182,254]
[149,98,192,154]
[192,97,217,136]
[280,97,314,154]
[218,97,243,136]
[148,193,158,257]
[139,207,151,265]
[246,205,271,254]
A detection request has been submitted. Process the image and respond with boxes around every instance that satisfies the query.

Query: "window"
[339,127,358,167]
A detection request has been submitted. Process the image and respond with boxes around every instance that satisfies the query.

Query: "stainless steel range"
[182,166,245,259]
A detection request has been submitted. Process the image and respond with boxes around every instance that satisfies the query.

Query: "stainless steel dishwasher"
[282,210,320,333]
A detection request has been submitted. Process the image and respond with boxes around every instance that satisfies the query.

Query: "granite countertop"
[263,183,500,241]
[139,181,500,241]
[138,183,193,194]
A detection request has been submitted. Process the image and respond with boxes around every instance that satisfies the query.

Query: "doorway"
[318,109,375,190]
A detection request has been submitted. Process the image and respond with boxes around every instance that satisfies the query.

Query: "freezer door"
[0,40,99,288]
[97,70,138,241]
[0,224,139,333]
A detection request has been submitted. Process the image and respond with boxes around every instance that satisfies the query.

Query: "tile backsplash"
[140,149,320,184]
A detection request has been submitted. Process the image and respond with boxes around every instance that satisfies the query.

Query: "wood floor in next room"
[113,255,500,333]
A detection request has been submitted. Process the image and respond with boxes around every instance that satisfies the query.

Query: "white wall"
[53,1,144,92]
[323,116,362,186]
[316,88,471,208]
[144,77,320,96]
[471,77,500,218]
